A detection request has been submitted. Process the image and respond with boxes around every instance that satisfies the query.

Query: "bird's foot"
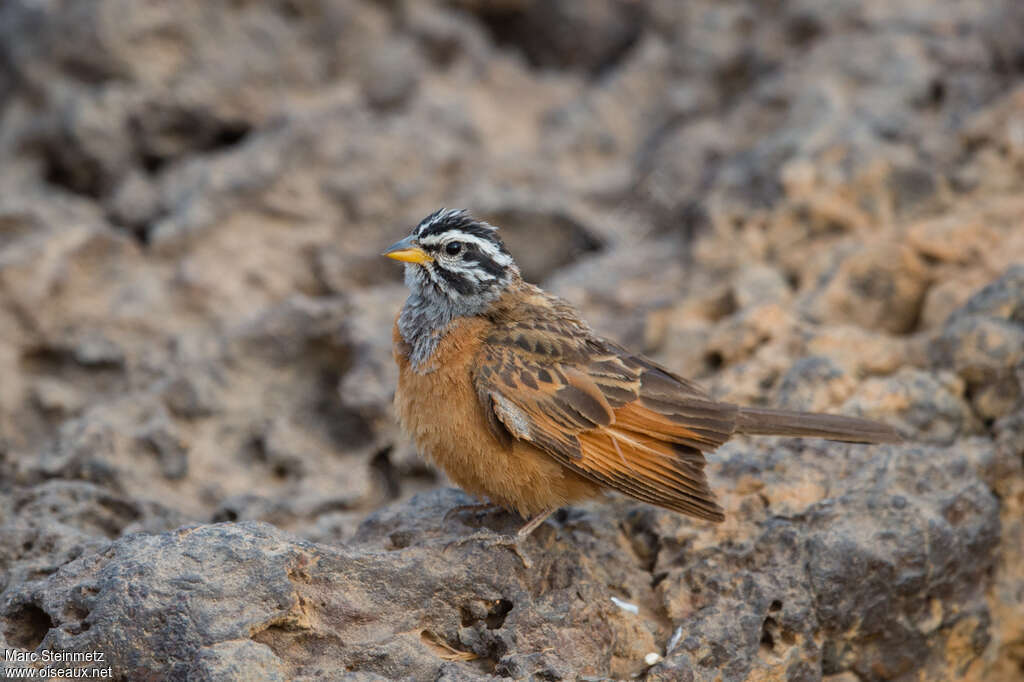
[444,529,534,569]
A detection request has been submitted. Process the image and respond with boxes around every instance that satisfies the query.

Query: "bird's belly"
[394,338,598,517]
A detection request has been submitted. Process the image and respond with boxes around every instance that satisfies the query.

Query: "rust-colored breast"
[392,316,600,517]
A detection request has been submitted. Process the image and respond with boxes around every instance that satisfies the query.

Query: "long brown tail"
[735,406,902,444]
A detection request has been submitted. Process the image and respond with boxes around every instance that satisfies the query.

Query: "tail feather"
[735,406,902,444]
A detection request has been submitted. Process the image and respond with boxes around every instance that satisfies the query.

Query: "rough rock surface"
[1,0,1023,680]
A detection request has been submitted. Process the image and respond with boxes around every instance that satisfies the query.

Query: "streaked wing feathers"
[473,304,736,522]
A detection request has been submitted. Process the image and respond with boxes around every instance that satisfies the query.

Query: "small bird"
[385,209,900,541]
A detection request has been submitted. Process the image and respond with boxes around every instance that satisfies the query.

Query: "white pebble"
[644,652,662,666]
[610,596,639,614]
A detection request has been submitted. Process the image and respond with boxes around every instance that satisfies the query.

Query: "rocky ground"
[0,1,1022,680]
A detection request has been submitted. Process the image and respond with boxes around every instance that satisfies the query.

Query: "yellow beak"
[383,236,433,264]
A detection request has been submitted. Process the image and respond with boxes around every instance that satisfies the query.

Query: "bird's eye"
[445,241,463,256]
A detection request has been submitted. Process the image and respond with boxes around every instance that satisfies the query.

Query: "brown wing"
[473,301,737,522]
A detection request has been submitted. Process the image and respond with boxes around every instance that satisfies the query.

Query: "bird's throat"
[397,292,454,371]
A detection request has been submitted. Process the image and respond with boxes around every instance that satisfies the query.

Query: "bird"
[385,208,901,545]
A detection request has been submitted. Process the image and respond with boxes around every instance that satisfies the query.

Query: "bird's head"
[384,209,519,315]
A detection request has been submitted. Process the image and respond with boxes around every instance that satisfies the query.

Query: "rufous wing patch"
[473,299,734,521]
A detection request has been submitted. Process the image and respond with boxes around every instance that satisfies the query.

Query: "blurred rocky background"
[0,0,1022,679]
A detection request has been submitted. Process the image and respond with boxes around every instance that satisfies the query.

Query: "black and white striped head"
[384,209,519,315]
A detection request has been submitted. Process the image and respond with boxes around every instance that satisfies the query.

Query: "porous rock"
[0,0,1023,679]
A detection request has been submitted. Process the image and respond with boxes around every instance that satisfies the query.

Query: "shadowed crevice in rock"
[2,601,54,650]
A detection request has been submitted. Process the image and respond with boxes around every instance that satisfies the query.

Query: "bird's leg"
[516,509,555,539]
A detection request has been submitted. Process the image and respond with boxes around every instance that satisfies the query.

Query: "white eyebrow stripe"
[418,232,513,267]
